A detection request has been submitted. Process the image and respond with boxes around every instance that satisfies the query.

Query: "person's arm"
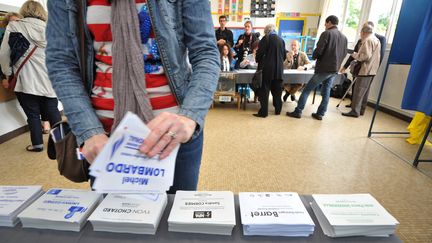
[352,38,373,62]
[227,30,234,47]
[0,25,12,77]
[255,36,267,64]
[312,31,328,60]
[177,0,220,132]
[46,0,106,148]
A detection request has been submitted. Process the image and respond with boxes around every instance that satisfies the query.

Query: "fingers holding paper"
[82,134,109,163]
[140,112,196,159]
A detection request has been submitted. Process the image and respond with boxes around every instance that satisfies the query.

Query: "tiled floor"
[1,97,431,242]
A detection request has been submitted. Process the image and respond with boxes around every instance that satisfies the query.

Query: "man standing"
[286,15,347,120]
[215,15,233,48]
[254,24,286,118]
[342,25,380,118]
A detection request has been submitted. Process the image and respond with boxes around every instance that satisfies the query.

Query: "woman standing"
[234,21,258,69]
[0,1,61,152]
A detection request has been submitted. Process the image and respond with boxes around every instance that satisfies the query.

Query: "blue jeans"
[294,73,337,116]
[168,131,204,193]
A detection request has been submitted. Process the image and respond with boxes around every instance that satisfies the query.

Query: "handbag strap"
[13,46,37,78]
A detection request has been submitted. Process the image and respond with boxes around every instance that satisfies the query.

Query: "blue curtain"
[401,3,432,115]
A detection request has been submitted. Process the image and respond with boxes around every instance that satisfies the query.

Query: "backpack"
[8,32,30,67]
[330,75,351,98]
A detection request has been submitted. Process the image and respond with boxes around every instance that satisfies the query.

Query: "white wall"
[0,99,27,136]
[368,50,414,117]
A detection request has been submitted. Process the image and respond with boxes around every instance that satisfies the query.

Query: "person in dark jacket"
[234,21,259,69]
[254,24,286,118]
[215,15,233,48]
[286,15,347,120]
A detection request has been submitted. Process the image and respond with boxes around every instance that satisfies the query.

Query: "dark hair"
[325,15,339,25]
[219,43,233,62]
[367,21,375,27]
[244,20,253,28]
[251,40,259,51]
[219,15,227,21]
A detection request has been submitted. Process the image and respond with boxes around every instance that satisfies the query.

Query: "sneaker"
[286,111,301,118]
[311,113,323,120]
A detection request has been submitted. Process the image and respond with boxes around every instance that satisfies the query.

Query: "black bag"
[47,121,90,183]
[330,75,351,98]
[251,69,262,91]
[8,32,30,67]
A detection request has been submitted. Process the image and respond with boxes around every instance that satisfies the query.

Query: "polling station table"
[1,195,402,243]
[232,70,343,110]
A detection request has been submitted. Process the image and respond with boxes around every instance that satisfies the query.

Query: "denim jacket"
[46,0,220,145]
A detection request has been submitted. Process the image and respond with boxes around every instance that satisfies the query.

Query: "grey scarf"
[111,0,154,128]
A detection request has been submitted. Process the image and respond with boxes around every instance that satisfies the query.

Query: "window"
[369,0,402,45]
[386,0,402,44]
[341,0,363,44]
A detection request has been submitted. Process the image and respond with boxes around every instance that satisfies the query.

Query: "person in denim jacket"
[45,0,220,192]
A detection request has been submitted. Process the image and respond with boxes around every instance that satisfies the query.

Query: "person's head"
[325,15,339,29]
[365,21,375,28]
[263,24,276,36]
[219,43,232,61]
[19,0,47,22]
[290,40,300,53]
[244,21,253,34]
[219,15,228,29]
[2,12,22,25]
[360,24,373,40]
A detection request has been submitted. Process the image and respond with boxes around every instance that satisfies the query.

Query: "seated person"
[238,41,259,101]
[239,40,259,69]
[282,40,312,102]
[220,43,234,71]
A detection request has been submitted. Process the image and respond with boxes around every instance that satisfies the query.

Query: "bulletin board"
[276,17,306,39]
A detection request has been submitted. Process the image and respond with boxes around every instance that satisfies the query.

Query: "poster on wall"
[231,0,237,22]
[224,0,230,17]
[218,0,223,14]
[237,0,243,23]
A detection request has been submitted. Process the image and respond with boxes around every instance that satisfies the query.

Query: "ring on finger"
[167,130,177,139]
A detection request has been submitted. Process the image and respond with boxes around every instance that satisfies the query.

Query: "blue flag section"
[401,3,432,115]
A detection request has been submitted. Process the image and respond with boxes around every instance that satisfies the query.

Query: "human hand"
[82,133,109,163]
[297,66,305,71]
[1,79,9,89]
[339,67,346,73]
[140,112,196,159]
[237,39,244,46]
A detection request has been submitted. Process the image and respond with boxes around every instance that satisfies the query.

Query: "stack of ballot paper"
[311,194,399,237]
[90,112,179,194]
[239,192,315,236]
[168,191,236,235]
[88,193,167,234]
[0,185,44,226]
[18,189,102,232]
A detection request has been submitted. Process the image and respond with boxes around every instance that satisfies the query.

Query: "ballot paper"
[88,193,167,234]
[311,194,399,237]
[0,185,44,226]
[18,189,102,232]
[168,191,236,235]
[90,112,179,193]
[239,192,315,237]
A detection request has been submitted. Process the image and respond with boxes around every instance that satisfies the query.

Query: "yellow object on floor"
[406,112,432,145]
